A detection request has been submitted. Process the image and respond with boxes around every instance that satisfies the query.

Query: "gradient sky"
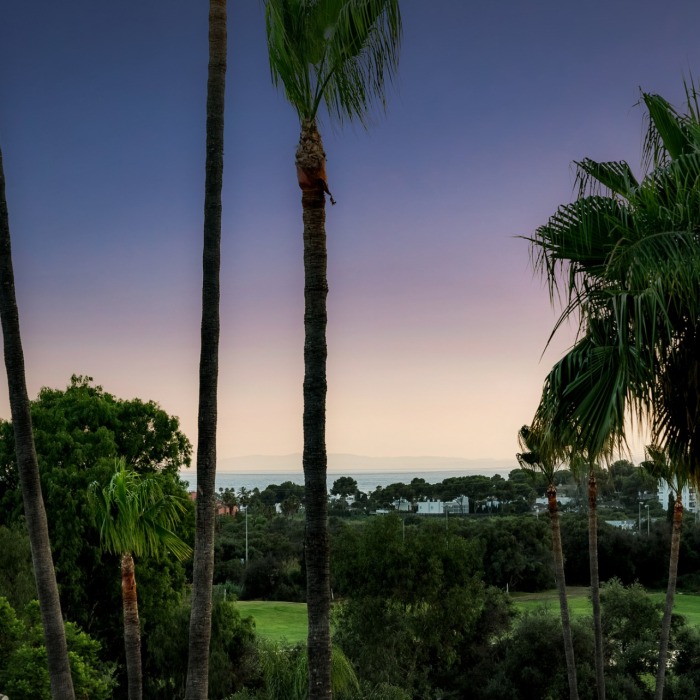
[1,1,699,465]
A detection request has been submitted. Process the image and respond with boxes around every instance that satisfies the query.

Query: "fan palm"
[0,148,76,699]
[517,425,579,700]
[528,85,700,700]
[263,2,401,697]
[89,459,192,700]
[185,2,227,699]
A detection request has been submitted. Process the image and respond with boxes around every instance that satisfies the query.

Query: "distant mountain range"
[217,453,517,474]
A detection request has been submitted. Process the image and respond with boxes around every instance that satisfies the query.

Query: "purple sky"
[1,1,699,465]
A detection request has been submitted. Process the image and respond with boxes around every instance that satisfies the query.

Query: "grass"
[237,600,308,644]
[237,589,700,645]
[512,587,700,627]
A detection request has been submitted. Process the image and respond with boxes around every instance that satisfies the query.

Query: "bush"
[0,598,115,700]
[144,593,257,699]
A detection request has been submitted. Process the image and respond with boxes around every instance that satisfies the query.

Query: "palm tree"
[185,2,227,699]
[641,446,689,700]
[528,84,700,700]
[263,3,401,697]
[517,425,579,700]
[89,459,192,700]
[0,148,76,699]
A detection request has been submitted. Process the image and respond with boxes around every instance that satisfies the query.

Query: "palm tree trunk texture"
[121,552,142,700]
[588,471,605,700]
[0,148,76,699]
[548,484,579,700]
[297,119,332,700]
[655,495,683,700]
[185,2,226,699]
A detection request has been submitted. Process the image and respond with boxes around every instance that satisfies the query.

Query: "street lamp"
[639,501,643,534]
[245,505,249,564]
[645,504,650,536]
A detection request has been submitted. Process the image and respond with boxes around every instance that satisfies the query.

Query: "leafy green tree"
[517,425,579,700]
[185,2,227,698]
[600,578,662,692]
[263,3,401,696]
[482,608,596,700]
[0,148,75,698]
[0,375,193,660]
[665,625,700,699]
[89,460,192,700]
[331,476,358,499]
[145,593,257,700]
[0,524,36,610]
[219,487,239,515]
[0,598,115,700]
[332,514,512,697]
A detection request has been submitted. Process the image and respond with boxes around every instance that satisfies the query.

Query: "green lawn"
[512,587,700,626]
[237,590,700,645]
[236,601,308,644]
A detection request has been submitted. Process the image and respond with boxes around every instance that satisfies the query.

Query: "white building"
[417,496,470,515]
[417,500,444,515]
[657,480,698,514]
[445,495,470,514]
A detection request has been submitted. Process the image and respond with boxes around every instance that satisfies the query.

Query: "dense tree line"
[1,378,699,697]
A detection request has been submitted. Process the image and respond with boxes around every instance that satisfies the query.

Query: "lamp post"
[639,501,643,534]
[245,505,249,564]
[645,504,650,536]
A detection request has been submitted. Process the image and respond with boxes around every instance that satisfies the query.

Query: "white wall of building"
[657,480,698,513]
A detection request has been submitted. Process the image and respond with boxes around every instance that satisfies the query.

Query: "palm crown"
[528,88,700,468]
[89,460,192,562]
[265,0,401,125]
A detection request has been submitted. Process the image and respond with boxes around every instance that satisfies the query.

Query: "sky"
[1,1,699,469]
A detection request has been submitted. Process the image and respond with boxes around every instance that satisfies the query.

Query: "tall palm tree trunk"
[185,2,226,698]
[548,484,579,700]
[588,471,605,700]
[0,148,76,699]
[297,118,332,700]
[121,552,142,700]
[655,495,683,700]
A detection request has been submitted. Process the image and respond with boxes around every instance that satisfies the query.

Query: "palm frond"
[640,444,692,495]
[88,458,192,561]
[264,0,401,125]
[641,92,692,171]
[265,0,316,118]
[531,331,644,461]
[528,196,634,314]
[516,425,560,484]
[575,158,639,199]
[315,0,401,125]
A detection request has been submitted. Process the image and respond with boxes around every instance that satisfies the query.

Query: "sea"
[179,468,509,495]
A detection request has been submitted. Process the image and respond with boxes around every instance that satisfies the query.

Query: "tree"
[528,84,700,700]
[89,460,192,700]
[0,598,115,700]
[641,446,690,700]
[144,592,257,700]
[0,524,36,610]
[517,425,579,700]
[219,487,238,516]
[185,2,227,699]
[263,3,401,697]
[0,148,76,698]
[332,514,512,698]
[600,579,662,696]
[331,476,358,499]
[0,375,193,660]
